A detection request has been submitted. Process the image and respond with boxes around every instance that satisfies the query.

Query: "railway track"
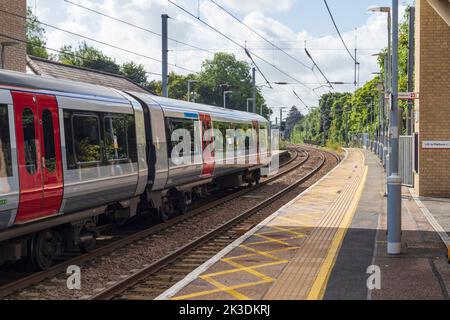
[88,147,340,300]
[0,147,316,299]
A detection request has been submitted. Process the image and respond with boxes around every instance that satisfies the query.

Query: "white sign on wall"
[422,141,450,149]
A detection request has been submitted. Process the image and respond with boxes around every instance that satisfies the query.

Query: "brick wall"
[0,0,26,72]
[414,0,450,197]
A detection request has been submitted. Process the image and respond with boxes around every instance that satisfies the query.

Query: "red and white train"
[0,70,271,269]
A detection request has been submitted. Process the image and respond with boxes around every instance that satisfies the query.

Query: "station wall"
[0,0,27,72]
[414,0,450,197]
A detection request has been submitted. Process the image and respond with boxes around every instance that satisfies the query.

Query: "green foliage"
[279,139,288,150]
[26,8,49,59]
[284,106,303,140]
[325,141,343,153]
[121,62,148,86]
[196,53,270,118]
[144,53,271,119]
[58,42,121,74]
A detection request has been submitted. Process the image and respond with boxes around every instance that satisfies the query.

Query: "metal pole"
[387,0,401,255]
[162,14,169,98]
[187,81,191,102]
[387,12,392,94]
[279,108,283,129]
[345,106,349,147]
[252,67,256,113]
[383,55,388,169]
[224,91,226,109]
[407,6,415,135]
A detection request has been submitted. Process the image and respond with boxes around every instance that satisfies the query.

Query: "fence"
[399,135,414,187]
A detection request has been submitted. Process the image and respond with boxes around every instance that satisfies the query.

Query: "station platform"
[157,148,450,300]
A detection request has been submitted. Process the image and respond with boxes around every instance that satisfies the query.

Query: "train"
[0,70,273,270]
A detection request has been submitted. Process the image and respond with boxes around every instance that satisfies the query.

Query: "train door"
[252,120,260,165]
[200,113,215,177]
[12,91,63,223]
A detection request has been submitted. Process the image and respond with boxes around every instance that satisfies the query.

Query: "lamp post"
[246,98,255,113]
[187,80,197,102]
[369,7,392,171]
[1,41,19,69]
[369,7,391,94]
[386,0,401,255]
[371,2,401,255]
[223,91,232,109]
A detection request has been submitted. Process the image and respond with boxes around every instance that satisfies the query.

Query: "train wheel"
[29,230,57,270]
[79,237,96,253]
[159,209,169,222]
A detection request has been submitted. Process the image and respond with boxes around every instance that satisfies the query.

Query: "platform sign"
[398,92,419,100]
[422,141,450,149]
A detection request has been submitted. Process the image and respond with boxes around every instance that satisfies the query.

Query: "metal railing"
[399,135,414,187]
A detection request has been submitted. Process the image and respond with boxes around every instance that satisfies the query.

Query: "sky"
[27,0,414,120]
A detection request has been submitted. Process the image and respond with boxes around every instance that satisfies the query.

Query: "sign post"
[398,92,419,100]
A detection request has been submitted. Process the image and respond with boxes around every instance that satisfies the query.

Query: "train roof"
[0,70,269,123]
[130,92,268,123]
[0,69,129,103]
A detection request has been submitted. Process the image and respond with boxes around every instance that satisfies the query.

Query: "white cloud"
[214,0,295,13]
[40,0,408,120]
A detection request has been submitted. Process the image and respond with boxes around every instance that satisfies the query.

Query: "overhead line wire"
[0,8,198,74]
[323,0,358,63]
[168,0,313,91]
[207,0,312,71]
[64,0,214,54]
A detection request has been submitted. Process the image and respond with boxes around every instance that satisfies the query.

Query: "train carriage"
[0,70,271,269]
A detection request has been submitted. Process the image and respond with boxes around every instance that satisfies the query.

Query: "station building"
[414,0,450,197]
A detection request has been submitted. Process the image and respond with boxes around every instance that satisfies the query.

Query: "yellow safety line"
[224,246,300,261]
[307,162,368,300]
[239,244,286,261]
[276,216,314,227]
[201,276,251,300]
[258,226,308,236]
[252,233,290,245]
[174,224,302,300]
[246,234,306,246]
[171,280,272,300]
[201,260,287,278]
[222,259,277,282]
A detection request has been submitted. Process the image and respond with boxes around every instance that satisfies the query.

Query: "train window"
[72,114,101,164]
[104,116,128,161]
[166,117,199,164]
[42,110,56,172]
[0,105,12,177]
[259,124,268,152]
[22,108,37,174]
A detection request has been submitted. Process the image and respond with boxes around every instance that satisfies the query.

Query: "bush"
[325,141,343,153]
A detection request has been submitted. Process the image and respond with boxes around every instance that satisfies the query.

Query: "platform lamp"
[1,41,19,69]
[223,91,232,109]
[187,80,197,102]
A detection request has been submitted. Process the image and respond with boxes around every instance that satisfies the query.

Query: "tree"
[121,62,148,85]
[284,106,303,140]
[26,8,49,59]
[58,42,121,74]
[196,53,270,118]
